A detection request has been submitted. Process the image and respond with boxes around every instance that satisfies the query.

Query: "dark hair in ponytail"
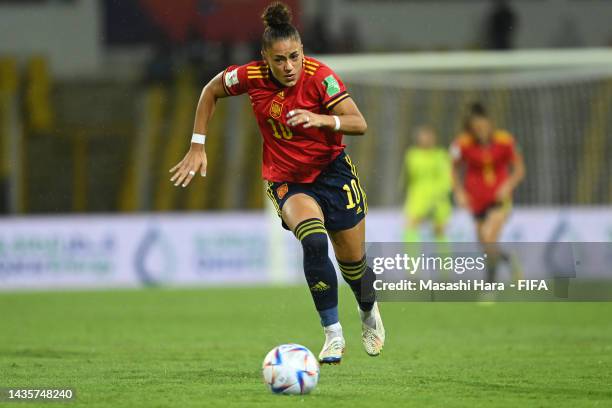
[261,2,301,49]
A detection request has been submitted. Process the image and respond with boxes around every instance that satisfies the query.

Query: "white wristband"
[332,115,341,131]
[191,133,206,144]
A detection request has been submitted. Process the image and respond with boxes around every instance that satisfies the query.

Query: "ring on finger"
[189,170,196,176]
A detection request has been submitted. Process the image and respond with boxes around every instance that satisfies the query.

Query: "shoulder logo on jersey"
[224,68,239,88]
[247,65,269,79]
[270,100,283,119]
[276,183,289,200]
[322,75,341,97]
[277,90,285,99]
[493,130,514,145]
[304,59,319,76]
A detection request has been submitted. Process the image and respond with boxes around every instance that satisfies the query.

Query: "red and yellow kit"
[451,130,518,214]
[222,56,350,183]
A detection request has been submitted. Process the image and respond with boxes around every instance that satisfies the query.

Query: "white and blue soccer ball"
[262,344,319,395]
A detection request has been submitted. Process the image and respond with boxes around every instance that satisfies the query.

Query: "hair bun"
[262,2,292,28]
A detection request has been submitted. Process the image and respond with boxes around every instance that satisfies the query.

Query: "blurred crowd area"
[0,0,611,214]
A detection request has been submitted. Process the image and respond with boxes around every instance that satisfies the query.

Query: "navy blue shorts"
[265,151,368,232]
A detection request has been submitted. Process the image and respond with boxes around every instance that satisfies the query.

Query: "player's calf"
[337,256,376,312]
[296,218,345,363]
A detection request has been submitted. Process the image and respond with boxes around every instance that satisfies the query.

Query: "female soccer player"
[168,2,384,364]
[451,102,525,282]
[402,125,452,243]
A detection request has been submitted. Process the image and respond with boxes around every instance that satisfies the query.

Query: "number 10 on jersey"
[267,118,293,140]
[343,179,361,209]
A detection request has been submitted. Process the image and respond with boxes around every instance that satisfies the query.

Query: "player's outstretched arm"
[286,97,367,135]
[169,71,229,188]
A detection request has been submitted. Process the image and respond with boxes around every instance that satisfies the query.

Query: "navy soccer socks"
[337,256,376,313]
[295,218,339,327]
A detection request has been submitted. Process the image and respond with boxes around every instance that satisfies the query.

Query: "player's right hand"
[169,145,207,188]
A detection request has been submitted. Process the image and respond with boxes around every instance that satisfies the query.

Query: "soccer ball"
[262,344,319,395]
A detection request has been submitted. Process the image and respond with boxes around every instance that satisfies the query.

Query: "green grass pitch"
[1,286,611,407]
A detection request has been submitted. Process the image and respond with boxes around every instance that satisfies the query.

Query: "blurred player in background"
[451,102,525,283]
[402,125,452,243]
[168,2,384,364]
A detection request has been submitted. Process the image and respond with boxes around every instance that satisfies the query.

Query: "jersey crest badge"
[276,183,289,200]
[270,100,283,119]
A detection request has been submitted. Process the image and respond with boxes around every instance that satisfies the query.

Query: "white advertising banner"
[0,214,280,290]
[0,207,610,290]
[366,207,612,243]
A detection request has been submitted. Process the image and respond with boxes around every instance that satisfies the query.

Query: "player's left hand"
[286,109,326,129]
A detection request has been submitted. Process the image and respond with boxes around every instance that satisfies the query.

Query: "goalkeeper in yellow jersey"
[402,126,452,242]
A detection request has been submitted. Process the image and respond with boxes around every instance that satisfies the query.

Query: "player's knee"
[482,235,496,244]
[479,230,494,243]
[481,224,501,243]
[282,194,323,230]
[295,218,328,258]
[301,233,329,259]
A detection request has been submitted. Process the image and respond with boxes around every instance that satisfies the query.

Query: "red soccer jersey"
[221,56,350,183]
[451,130,518,214]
